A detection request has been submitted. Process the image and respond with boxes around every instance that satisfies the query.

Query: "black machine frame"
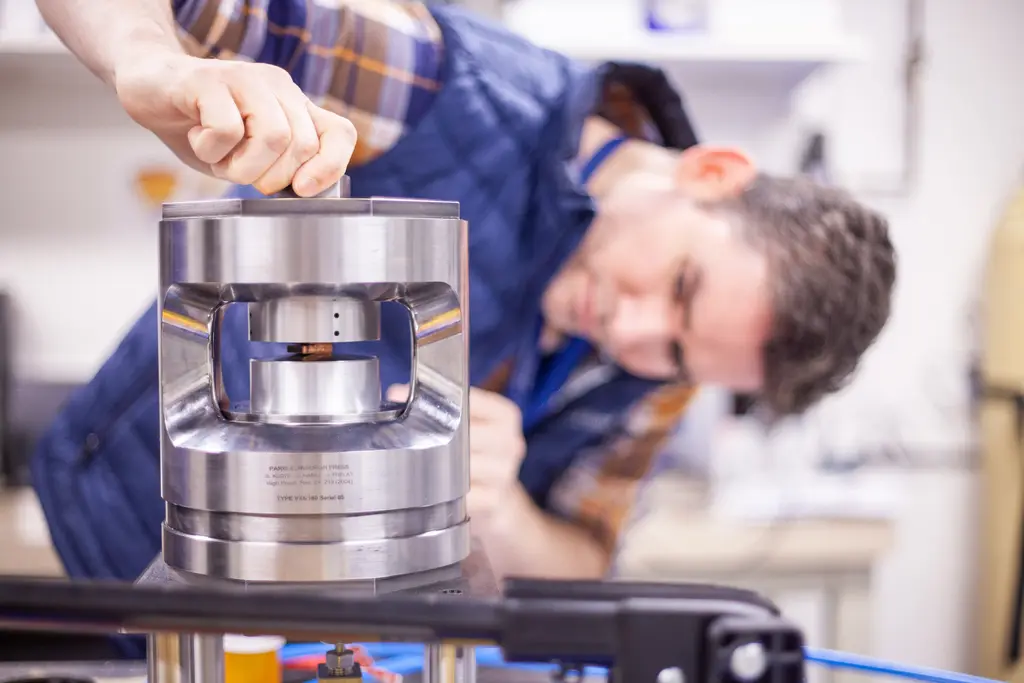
[0,577,804,683]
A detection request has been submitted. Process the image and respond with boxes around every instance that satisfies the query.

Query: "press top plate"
[161,176,460,220]
[161,196,461,220]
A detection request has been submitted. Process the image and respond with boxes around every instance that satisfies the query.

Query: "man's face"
[542,188,773,391]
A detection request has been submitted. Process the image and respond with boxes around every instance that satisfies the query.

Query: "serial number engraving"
[263,463,355,503]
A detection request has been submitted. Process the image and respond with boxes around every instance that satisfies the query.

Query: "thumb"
[292,103,356,196]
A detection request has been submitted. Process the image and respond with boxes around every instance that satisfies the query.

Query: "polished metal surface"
[163,520,469,582]
[249,356,381,418]
[161,195,461,220]
[157,183,471,583]
[248,296,381,343]
[457,647,478,683]
[424,644,445,683]
[148,633,224,683]
[135,539,500,597]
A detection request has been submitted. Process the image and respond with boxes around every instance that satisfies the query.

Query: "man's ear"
[674,146,757,201]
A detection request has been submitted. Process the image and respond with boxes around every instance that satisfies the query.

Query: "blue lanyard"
[511,134,630,432]
[578,135,629,184]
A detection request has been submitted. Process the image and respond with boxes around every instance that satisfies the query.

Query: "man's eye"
[671,341,684,370]
[673,271,687,302]
[671,341,692,383]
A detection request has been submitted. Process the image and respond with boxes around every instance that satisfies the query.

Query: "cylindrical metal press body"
[156,184,470,586]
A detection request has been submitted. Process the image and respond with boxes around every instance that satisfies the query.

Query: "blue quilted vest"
[30,6,678,588]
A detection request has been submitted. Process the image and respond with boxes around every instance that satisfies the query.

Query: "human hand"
[385,385,527,522]
[113,52,356,196]
[464,387,527,521]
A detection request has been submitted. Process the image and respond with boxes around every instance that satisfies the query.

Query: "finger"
[468,457,510,485]
[469,446,524,481]
[213,80,292,187]
[291,103,356,197]
[469,388,519,423]
[187,82,245,166]
[252,90,320,195]
[386,384,410,402]
[466,489,491,519]
[469,387,500,419]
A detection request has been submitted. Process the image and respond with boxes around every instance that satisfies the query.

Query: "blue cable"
[281,643,331,659]
[803,648,1005,683]
[363,654,430,675]
[285,643,1006,683]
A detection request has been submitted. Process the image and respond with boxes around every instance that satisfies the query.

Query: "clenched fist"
[386,385,527,522]
[113,53,356,196]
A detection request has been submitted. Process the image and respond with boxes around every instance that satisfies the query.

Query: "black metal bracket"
[500,579,803,683]
[0,577,804,683]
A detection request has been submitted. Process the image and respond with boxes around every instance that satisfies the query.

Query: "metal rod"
[148,633,178,683]
[149,633,224,683]
[188,633,225,683]
[456,646,477,683]
[424,644,444,683]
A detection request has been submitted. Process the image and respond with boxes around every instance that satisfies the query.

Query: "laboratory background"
[0,0,1023,681]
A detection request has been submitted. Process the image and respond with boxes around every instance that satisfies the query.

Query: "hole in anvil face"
[216,300,413,415]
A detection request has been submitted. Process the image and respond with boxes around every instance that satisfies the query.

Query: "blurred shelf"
[522,32,864,93]
[0,34,110,103]
[0,29,866,112]
[0,33,65,55]
[1,29,863,94]
[501,0,863,96]
[0,34,81,74]
[529,32,863,64]
[0,33,73,73]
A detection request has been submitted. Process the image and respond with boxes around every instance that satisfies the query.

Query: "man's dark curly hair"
[709,175,897,416]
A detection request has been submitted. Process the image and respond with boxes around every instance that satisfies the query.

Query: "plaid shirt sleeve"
[171,0,444,166]
[546,383,699,561]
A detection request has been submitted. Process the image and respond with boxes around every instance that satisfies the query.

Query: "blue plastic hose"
[803,648,1005,683]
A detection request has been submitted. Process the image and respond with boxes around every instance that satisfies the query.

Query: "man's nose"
[604,295,674,351]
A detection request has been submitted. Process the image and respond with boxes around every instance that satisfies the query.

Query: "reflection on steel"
[149,633,224,683]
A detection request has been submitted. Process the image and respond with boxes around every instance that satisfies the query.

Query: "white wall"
[705,0,1024,673]
[3,0,1024,674]
[0,57,226,383]
[839,0,1023,673]
[755,0,1024,672]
